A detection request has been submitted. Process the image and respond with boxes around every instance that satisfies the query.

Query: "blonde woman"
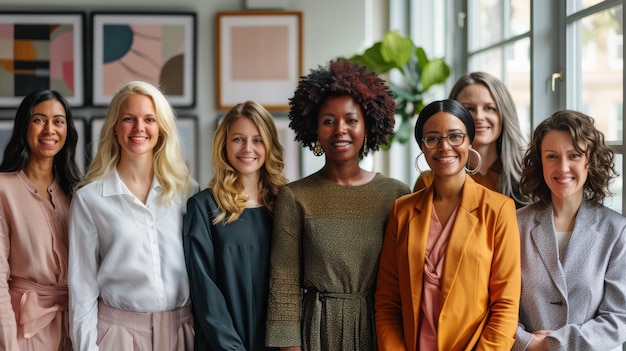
[68,81,197,351]
[183,101,286,350]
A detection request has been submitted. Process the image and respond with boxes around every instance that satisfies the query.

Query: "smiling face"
[226,116,266,179]
[114,94,160,159]
[422,111,470,180]
[455,83,502,148]
[316,95,366,165]
[26,99,67,163]
[541,130,588,204]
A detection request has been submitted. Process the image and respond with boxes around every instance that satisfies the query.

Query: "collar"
[102,168,161,197]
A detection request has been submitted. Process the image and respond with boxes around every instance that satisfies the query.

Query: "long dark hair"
[0,89,83,197]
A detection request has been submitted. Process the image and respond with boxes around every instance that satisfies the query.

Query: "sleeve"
[512,324,533,351]
[476,197,521,350]
[0,206,19,351]
[182,195,245,351]
[375,200,408,351]
[545,220,626,351]
[68,192,102,351]
[265,186,303,347]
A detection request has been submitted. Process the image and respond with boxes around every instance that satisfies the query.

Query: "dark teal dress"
[183,189,276,351]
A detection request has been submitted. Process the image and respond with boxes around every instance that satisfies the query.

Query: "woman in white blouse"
[68,81,197,351]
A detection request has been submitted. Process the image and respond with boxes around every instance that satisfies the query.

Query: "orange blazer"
[375,176,521,351]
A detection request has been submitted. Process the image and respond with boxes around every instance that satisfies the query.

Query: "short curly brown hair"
[520,110,617,206]
[288,59,396,158]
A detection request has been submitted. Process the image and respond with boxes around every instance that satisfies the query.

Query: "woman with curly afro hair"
[265,59,410,351]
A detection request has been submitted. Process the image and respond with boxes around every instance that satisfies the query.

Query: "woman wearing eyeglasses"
[375,99,521,350]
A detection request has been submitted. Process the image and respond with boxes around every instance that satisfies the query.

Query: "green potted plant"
[348,31,451,144]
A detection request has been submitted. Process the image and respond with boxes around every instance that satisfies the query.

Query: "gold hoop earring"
[414,153,425,173]
[362,137,369,156]
[313,140,324,156]
[465,148,482,175]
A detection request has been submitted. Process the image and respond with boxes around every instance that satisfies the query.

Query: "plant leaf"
[348,42,396,73]
[415,47,429,70]
[421,59,451,91]
[380,31,414,69]
[394,117,413,144]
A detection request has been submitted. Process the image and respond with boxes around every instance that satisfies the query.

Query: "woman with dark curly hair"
[513,110,626,351]
[265,59,410,351]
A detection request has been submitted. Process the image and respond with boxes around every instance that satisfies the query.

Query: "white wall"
[2,0,382,186]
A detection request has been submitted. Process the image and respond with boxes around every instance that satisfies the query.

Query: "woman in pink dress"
[0,89,83,350]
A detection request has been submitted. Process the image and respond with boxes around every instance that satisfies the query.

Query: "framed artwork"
[73,117,86,171]
[176,116,198,179]
[273,117,301,181]
[88,116,198,179]
[88,116,105,164]
[0,12,85,108]
[91,12,196,107]
[216,11,302,111]
[0,119,13,163]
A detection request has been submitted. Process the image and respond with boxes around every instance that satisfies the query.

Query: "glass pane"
[511,0,531,37]
[607,153,623,213]
[469,39,532,141]
[468,0,530,51]
[570,5,623,142]
[567,0,609,15]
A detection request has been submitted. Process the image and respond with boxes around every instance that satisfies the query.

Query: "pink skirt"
[96,301,194,351]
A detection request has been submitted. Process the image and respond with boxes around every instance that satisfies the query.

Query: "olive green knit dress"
[266,172,410,351]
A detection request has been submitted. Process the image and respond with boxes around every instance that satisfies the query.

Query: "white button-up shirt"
[68,169,195,350]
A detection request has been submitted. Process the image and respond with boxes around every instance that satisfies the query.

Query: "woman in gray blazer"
[513,110,626,351]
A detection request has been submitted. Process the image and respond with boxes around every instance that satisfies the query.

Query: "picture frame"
[0,119,13,163]
[73,117,86,172]
[273,116,301,182]
[88,116,198,179]
[0,12,86,108]
[176,116,198,180]
[88,116,104,164]
[91,12,196,107]
[216,11,302,111]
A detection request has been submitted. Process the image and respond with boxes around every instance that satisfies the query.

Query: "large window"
[389,0,624,214]
[566,0,623,213]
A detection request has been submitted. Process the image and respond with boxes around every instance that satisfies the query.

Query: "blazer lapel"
[530,205,568,298]
[561,201,599,277]
[408,186,433,328]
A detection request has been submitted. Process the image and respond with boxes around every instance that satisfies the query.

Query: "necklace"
[243,192,260,208]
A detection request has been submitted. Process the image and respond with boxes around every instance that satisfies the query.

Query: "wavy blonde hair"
[210,101,288,224]
[81,81,193,205]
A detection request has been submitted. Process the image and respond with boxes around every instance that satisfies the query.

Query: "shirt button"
[34,189,38,193]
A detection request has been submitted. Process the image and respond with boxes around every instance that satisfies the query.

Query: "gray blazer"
[513,200,626,351]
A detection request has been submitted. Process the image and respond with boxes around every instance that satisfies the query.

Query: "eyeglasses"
[421,133,467,149]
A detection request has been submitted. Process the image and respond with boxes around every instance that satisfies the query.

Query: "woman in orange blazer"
[375,99,521,351]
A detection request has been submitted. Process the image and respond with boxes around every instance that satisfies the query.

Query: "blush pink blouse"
[419,204,459,350]
[0,171,71,350]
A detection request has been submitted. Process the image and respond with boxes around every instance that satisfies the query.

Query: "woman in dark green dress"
[183,101,287,350]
